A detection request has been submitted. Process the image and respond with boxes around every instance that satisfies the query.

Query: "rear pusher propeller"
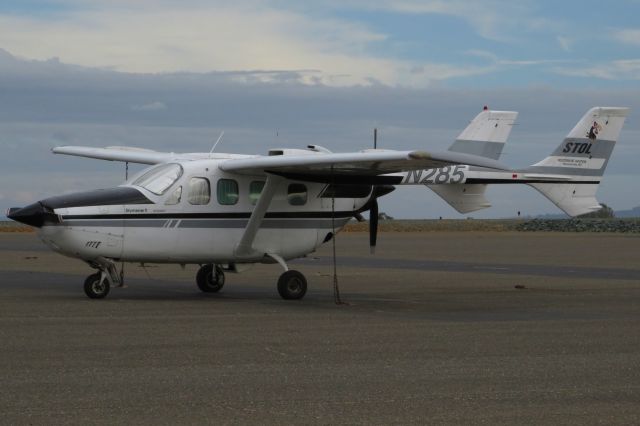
[355,184,394,254]
[369,198,379,254]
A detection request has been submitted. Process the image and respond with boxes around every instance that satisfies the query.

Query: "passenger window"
[249,181,265,205]
[288,184,307,206]
[188,178,210,205]
[217,179,239,205]
[165,186,182,205]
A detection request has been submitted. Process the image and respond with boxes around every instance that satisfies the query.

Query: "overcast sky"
[1,0,639,218]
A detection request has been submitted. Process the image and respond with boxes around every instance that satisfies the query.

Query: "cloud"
[0,49,496,128]
[465,49,569,67]
[378,1,519,40]
[0,2,492,87]
[131,101,167,111]
[612,28,640,46]
[553,59,640,80]
[324,0,555,42]
[0,1,627,89]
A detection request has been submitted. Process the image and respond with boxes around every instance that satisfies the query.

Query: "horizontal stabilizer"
[529,183,602,217]
[428,184,491,214]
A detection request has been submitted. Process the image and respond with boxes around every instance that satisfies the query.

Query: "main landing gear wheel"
[84,273,110,299]
[277,270,307,300]
[196,264,225,293]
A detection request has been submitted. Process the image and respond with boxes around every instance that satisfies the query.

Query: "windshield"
[132,163,183,195]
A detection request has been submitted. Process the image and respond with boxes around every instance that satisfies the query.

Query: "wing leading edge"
[52,146,176,165]
[53,146,254,164]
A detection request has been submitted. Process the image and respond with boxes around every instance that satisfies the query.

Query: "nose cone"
[6,203,53,228]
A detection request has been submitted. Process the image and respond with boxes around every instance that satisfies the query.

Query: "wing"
[52,146,177,165]
[219,149,508,183]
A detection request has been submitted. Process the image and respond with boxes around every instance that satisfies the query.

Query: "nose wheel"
[196,264,225,293]
[84,272,110,299]
[83,257,122,299]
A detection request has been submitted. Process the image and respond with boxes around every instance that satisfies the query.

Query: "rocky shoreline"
[515,218,640,233]
[345,218,640,233]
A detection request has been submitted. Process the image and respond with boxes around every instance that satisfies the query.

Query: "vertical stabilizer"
[429,109,517,213]
[448,109,518,160]
[525,107,629,216]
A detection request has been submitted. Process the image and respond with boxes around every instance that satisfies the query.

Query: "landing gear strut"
[83,257,122,299]
[196,264,225,293]
[277,270,307,300]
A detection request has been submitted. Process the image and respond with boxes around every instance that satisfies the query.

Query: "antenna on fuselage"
[209,131,225,158]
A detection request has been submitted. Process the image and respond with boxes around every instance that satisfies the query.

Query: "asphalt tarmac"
[1,231,639,425]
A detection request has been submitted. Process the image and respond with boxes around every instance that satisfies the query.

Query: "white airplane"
[7,107,628,300]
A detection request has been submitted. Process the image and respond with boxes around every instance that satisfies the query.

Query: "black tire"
[277,270,307,300]
[196,264,225,293]
[84,273,110,299]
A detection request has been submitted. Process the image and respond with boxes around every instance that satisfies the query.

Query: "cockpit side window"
[132,163,183,196]
[164,186,182,205]
[188,177,211,205]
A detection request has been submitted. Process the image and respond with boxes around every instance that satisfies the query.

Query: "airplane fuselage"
[33,159,368,265]
[21,158,603,268]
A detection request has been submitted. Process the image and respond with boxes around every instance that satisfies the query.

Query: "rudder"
[428,108,517,213]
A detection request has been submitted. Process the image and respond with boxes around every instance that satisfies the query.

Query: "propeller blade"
[372,185,395,199]
[369,199,378,254]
